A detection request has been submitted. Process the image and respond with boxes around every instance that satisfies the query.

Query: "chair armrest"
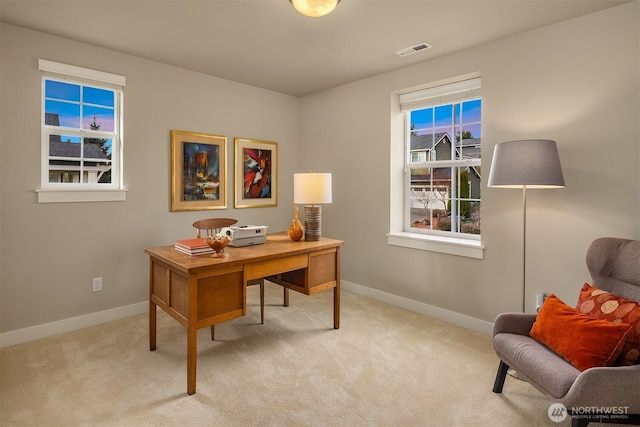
[562,364,640,413]
[493,312,537,337]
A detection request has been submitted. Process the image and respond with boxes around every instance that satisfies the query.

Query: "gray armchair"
[492,237,640,427]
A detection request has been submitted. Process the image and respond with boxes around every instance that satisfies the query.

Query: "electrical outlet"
[92,277,103,292]
[536,292,549,312]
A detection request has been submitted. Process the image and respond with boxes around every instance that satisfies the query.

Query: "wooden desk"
[145,233,343,395]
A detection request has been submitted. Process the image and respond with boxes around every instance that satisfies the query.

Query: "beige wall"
[1,2,639,341]
[0,24,300,334]
[299,2,639,321]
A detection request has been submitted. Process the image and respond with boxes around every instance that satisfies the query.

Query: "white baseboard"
[1,282,493,348]
[0,301,148,348]
[341,280,494,336]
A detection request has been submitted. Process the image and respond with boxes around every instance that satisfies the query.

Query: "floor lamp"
[487,139,565,313]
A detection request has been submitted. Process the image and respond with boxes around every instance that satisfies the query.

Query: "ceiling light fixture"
[289,0,341,17]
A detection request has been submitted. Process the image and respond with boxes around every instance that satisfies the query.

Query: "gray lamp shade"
[487,139,565,188]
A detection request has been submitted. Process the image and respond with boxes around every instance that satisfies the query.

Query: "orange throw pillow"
[530,294,631,371]
[576,283,640,365]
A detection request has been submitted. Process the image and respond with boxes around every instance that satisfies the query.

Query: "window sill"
[387,231,484,259]
[36,188,128,203]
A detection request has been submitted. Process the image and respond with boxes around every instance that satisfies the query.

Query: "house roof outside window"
[49,140,108,160]
[45,113,108,160]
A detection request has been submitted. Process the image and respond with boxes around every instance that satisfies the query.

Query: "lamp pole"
[521,186,527,313]
[487,139,565,313]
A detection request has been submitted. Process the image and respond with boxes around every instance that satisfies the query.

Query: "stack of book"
[174,238,214,256]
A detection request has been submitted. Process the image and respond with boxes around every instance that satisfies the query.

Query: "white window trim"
[37,59,127,203]
[36,188,128,203]
[387,231,484,259]
[389,74,484,259]
[39,59,126,86]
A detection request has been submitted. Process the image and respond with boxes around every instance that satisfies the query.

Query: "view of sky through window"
[45,80,115,132]
[410,99,481,139]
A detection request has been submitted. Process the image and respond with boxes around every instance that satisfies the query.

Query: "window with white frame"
[401,78,482,240]
[37,59,126,203]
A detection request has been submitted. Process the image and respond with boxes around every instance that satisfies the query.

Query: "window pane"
[453,128,474,160]
[48,134,81,183]
[458,137,480,161]
[45,100,80,128]
[432,129,453,161]
[451,166,481,234]
[82,136,112,184]
[410,108,433,134]
[84,137,112,157]
[434,105,453,127]
[461,123,481,139]
[83,86,114,107]
[462,99,481,122]
[49,134,81,157]
[452,201,481,235]
[48,172,77,183]
[409,167,451,230]
[409,133,436,163]
[45,80,80,102]
[463,201,481,235]
[83,106,115,132]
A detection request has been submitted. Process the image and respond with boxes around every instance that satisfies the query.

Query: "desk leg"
[283,287,289,307]
[149,300,157,351]
[187,325,197,395]
[333,285,340,329]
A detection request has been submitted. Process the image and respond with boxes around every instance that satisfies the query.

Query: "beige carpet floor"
[1,283,565,426]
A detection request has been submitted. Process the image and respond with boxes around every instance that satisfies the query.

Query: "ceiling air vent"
[395,42,432,58]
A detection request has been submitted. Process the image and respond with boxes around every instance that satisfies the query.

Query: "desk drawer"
[245,253,308,280]
[270,248,338,295]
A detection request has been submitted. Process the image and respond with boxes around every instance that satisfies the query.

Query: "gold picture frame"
[234,138,278,208]
[170,130,227,211]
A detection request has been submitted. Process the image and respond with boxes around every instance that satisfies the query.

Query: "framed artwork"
[170,130,227,211]
[234,138,278,208]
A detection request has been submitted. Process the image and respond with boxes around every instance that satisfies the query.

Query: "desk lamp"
[294,173,332,241]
